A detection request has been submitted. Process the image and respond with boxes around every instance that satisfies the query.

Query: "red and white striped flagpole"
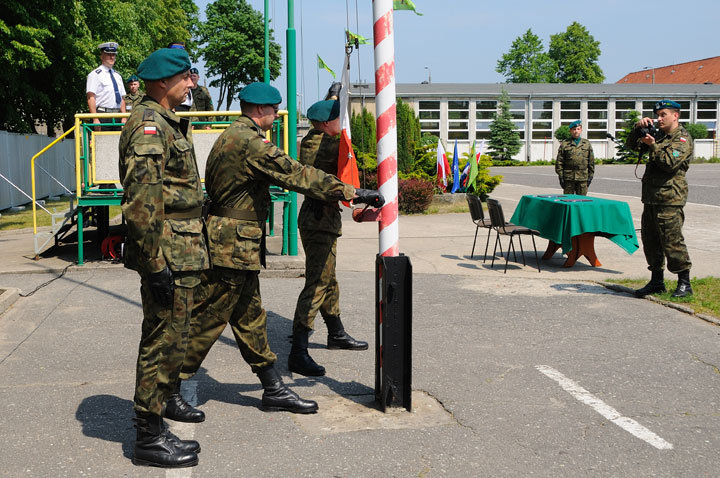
[372,0,398,257]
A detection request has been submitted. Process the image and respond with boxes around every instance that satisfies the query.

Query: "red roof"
[617,57,720,84]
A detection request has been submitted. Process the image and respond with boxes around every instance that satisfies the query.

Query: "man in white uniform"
[86,42,127,129]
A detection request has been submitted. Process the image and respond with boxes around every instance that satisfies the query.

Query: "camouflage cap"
[137,48,191,81]
[654,99,681,113]
[568,120,581,129]
[239,82,282,105]
[126,74,140,83]
[307,100,340,121]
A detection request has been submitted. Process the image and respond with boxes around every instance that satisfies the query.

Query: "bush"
[398,178,434,214]
[554,125,571,141]
[685,123,708,140]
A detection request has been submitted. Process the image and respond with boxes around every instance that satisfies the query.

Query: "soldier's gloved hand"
[587,176,593,187]
[149,267,174,307]
[559,177,565,189]
[353,188,385,208]
[325,82,342,100]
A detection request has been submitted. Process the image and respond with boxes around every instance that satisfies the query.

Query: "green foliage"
[548,22,604,83]
[398,178,434,214]
[684,123,708,140]
[488,89,521,161]
[496,29,554,83]
[350,107,376,155]
[554,125,571,141]
[396,97,421,173]
[466,154,503,200]
[198,0,282,110]
[614,110,643,163]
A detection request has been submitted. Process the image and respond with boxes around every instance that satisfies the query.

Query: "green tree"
[615,110,642,163]
[350,107,376,155]
[488,89,521,161]
[198,0,282,110]
[396,97,421,173]
[684,123,708,140]
[496,29,555,83]
[554,125,571,141]
[548,22,604,83]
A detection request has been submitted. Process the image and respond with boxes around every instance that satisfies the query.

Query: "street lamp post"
[643,66,655,84]
[424,66,431,84]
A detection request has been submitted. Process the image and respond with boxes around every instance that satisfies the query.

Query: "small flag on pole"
[451,140,460,193]
[436,139,450,192]
[393,0,423,15]
[346,30,370,45]
[337,54,360,206]
[317,55,336,79]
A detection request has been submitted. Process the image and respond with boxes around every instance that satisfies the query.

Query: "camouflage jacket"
[297,129,342,236]
[190,86,213,125]
[123,91,145,111]
[118,97,209,275]
[627,125,692,206]
[204,115,355,270]
[555,138,595,181]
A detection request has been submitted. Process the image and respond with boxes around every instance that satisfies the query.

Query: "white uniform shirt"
[86,64,126,109]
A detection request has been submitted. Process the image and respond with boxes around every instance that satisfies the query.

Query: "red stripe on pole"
[374,60,395,93]
[377,154,397,183]
[378,200,398,230]
[373,10,393,46]
[376,103,397,140]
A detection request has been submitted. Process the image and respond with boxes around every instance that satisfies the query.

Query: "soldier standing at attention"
[189,67,214,129]
[123,74,144,111]
[627,100,693,298]
[86,42,126,128]
[119,48,208,468]
[556,120,595,195]
[288,98,368,377]
[175,82,383,414]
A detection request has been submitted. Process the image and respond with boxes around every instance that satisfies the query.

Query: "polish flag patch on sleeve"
[680,137,687,142]
[144,126,157,135]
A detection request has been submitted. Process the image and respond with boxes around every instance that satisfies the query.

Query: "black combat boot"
[132,412,198,468]
[165,379,205,423]
[325,316,368,350]
[163,424,201,454]
[257,365,318,414]
[634,270,666,297]
[288,326,326,376]
[671,270,693,298]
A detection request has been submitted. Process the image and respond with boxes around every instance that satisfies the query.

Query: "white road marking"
[536,365,673,450]
[166,380,199,478]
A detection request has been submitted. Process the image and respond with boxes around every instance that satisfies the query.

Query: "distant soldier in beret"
[119,47,208,468]
[123,74,144,111]
[627,100,693,298]
[188,67,214,129]
[555,120,595,195]
[176,82,383,414]
[86,42,126,128]
[289,90,368,378]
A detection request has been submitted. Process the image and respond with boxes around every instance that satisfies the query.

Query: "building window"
[560,101,581,126]
[475,100,496,140]
[531,100,553,140]
[509,100,526,140]
[614,100,637,133]
[643,100,691,121]
[448,100,469,140]
[696,100,717,139]
[587,101,607,139]
[418,100,440,137]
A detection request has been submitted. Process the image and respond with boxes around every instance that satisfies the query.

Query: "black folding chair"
[486,198,541,273]
[466,194,493,261]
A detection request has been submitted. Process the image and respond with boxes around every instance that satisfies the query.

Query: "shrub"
[685,123,708,140]
[554,125,571,141]
[398,178,434,214]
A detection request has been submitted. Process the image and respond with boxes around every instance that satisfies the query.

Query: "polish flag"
[338,54,360,206]
[436,139,450,192]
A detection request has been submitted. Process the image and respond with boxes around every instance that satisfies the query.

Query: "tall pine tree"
[488,89,521,161]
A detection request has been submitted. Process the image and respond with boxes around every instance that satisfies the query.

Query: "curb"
[595,281,720,327]
[0,287,20,317]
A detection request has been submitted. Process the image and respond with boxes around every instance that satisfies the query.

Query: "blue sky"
[194,0,720,111]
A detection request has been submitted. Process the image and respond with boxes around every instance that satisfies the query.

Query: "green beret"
[568,120,581,129]
[307,100,340,122]
[126,74,140,83]
[239,82,282,105]
[654,99,681,113]
[137,48,191,81]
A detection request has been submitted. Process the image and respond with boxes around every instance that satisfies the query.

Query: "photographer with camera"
[626,100,693,298]
[556,120,595,195]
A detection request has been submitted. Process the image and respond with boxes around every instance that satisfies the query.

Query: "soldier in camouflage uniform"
[556,120,595,195]
[626,100,693,298]
[189,67,214,129]
[176,82,383,414]
[289,97,368,378]
[123,74,144,112]
[119,48,207,468]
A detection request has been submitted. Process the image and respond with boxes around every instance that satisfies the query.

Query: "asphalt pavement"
[1,166,719,476]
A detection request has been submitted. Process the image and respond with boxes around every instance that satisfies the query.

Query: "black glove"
[325,82,342,100]
[559,177,565,189]
[148,267,174,307]
[587,176,593,187]
[353,188,385,208]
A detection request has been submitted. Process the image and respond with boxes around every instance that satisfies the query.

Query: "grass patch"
[606,276,720,318]
[423,202,470,215]
[0,198,122,231]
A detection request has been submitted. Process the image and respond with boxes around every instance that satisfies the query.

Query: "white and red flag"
[436,139,450,192]
[337,54,360,205]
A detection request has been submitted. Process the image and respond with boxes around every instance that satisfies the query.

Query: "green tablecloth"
[509,194,639,255]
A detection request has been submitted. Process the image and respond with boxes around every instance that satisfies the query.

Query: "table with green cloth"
[509,194,638,267]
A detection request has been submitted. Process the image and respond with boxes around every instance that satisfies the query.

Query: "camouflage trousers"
[641,204,692,274]
[134,272,201,416]
[180,267,276,377]
[562,180,588,196]
[293,229,340,333]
